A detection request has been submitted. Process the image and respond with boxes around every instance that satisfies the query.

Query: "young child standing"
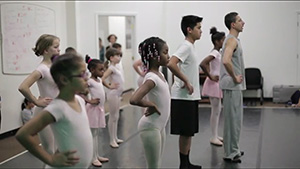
[133,42,147,87]
[16,54,93,168]
[200,27,225,146]
[16,53,93,169]
[84,55,109,167]
[18,34,60,155]
[21,98,35,124]
[101,48,124,148]
[130,37,170,169]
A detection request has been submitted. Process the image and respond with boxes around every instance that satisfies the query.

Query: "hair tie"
[88,58,92,63]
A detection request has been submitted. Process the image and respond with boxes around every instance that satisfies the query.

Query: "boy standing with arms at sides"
[167,15,203,169]
[219,12,246,163]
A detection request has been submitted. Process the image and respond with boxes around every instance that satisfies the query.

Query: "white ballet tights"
[209,97,222,139]
[107,93,120,145]
[139,128,166,169]
[91,128,100,161]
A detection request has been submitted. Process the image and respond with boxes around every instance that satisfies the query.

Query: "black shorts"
[170,99,199,136]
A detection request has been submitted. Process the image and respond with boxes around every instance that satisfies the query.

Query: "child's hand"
[181,82,194,95]
[145,106,161,117]
[50,150,79,167]
[210,75,219,82]
[109,82,120,89]
[36,97,52,107]
[90,98,100,105]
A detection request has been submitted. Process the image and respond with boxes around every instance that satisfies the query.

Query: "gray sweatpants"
[222,90,243,159]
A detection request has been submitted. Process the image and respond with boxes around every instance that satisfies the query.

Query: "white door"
[298,13,300,84]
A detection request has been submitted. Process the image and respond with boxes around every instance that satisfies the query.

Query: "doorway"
[296,11,300,85]
[96,14,137,91]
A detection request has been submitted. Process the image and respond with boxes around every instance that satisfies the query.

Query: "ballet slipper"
[218,136,223,142]
[92,159,102,167]
[210,138,223,146]
[98,156,109,162]
[110,142,119,148]
[116,138,123,144]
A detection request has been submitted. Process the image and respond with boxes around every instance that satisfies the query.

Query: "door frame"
[95,12,138,90]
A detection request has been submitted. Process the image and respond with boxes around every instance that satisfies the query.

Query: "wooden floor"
[0,91,299,169]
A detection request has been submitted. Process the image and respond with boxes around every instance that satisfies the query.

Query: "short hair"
[107,34,118,42]
[65,47,76,54]
[105,48,121,61]
[181,15,203,36]
[112,43,122,49]
[210,27,225,45]
[140,37,166,71]
[32,34,59,57]
[224,12,238,30]
[50,53,83,89]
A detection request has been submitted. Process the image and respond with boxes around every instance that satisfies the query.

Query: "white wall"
[0,1,67,134]
[76,1,300,98]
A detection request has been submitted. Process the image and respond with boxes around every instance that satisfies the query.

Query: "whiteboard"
[0,3,56,75]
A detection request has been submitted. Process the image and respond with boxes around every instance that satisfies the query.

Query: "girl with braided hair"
[130,37,170,169]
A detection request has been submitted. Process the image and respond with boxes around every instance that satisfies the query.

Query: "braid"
[140,37,165,72]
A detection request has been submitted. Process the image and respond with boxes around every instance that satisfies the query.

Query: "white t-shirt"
[171,40,201,100]
[35,63,59,99]
[44,95,93,169]
[209,49,221,76]
[138,72,170,131]
[87,78,105,108]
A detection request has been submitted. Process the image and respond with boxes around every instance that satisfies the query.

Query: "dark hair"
[224,12,238,30]
[85,55,103,72]
[140,37,166,71]
[112,43,122,49]
[65,47,76,53]
[105,48,121,61]
[32,34,59,57]
[181,15,203,36]
[21,98,30,110]
[210,27,225,45]
[50,53,83,89]
[107,34,118,42]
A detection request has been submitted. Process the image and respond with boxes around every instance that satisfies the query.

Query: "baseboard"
[0,128,20,140]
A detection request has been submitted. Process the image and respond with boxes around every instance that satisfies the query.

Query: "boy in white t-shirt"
[167,15,203,169]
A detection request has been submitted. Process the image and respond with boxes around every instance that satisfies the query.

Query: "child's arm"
[16,110,79,167]
[78,91,100,105]
[18,70,52,107]
[200,55,219,82]
[101,68,119,89]
[167,56,193,94]
[130,79,160,116]
[133,59,145,77]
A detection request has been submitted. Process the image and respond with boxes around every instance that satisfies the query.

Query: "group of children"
[16,11,245,169]
[16,33,126,168]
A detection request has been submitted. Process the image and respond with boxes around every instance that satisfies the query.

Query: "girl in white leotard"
[130,37,170,169]
[101,48,124,148]
[18,34,60,155]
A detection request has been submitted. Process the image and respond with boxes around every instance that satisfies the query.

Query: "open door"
[96,14,137,91]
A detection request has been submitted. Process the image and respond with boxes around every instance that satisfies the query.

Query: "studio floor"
[0,101,300,169]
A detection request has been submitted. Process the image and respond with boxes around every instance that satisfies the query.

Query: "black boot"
[187,151,202,169]
[179,152,189,169]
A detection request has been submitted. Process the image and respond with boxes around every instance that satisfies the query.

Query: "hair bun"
[210,27,218,35]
